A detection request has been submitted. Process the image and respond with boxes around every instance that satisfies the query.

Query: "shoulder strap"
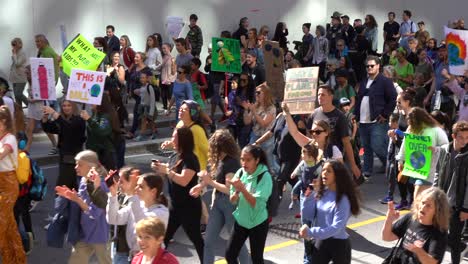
[256,171,267,184]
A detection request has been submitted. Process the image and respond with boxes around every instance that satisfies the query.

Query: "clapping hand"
[228,177,245,192]
[299,224,310,239]
[55,185,79,202]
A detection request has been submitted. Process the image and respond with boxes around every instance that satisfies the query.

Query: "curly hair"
[208,129,240,175]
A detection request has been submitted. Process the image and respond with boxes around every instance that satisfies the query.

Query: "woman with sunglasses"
[236,73,255,147]
[167,65,193,122]
[242,83,276,167]
[282,103,343,162]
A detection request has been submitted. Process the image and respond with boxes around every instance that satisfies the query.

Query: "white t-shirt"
[0,133,18,172]
[359,79,374,123]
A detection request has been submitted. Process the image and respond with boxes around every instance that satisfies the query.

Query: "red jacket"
[121,47,136,68]
[131,248,179,264]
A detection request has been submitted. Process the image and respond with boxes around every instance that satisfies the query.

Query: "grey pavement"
[22,153,457,264]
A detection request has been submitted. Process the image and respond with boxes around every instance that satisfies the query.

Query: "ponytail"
[141,173,168,207]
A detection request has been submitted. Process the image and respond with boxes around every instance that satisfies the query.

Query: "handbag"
[382,236,404,264]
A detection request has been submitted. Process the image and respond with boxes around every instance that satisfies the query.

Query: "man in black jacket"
[104,25,120,56]
[434,121,468,264]
[354,55,397,180]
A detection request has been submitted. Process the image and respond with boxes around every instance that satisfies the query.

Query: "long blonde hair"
[255,83,274,109]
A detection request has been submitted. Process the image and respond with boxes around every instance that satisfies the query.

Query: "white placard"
[66,69,106,105]
[166,16,185,39]
[30,58,56,100]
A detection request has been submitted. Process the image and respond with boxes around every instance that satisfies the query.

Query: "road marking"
[214,210,410,264]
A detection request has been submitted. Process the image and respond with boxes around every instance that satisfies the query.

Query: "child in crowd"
[131,217,178,264]
[379,113,402,204]
[190,58,208,107]
[225,77,241,140]
[135,72,157,141]
[289,143,322,211]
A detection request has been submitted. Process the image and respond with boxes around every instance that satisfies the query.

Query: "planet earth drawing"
[410,151,426,170]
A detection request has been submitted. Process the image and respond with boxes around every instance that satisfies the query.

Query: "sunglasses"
[310,130,325,135]
[366,64,376,68]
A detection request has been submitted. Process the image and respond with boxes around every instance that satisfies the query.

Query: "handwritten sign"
[263,41,285,100]
[166,16,184,39]
[30,58,56,100]
[402,134,432,180]
[66,69,106,105]
[62,34,106,76]
[211,37,241,73]
[284,67,319,114]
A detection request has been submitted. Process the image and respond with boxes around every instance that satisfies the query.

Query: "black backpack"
[239,169,280,218]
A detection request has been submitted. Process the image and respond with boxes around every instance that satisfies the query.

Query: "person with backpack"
[396,10,418,51]
[299,160,361,264]
[13,132,34,254]
[0,105,27,263]
[192,129,250,264]
[225,144,273,264]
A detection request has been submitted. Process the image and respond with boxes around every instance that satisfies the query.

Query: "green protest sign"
[211,37,241,73]
[402,134,432,180]
[62,34,107,76]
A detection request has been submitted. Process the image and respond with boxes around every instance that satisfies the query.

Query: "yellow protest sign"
[62,34,106,76]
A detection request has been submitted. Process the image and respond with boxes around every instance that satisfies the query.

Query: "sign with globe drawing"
[402,134,432,180]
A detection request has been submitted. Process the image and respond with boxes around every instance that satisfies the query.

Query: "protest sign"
[445,26,468,75]
[263,41,285,101]
[402,134,432,180]
[66,69,106,105]
[166,16,185,39]
[61,34,106,76]
[30,58,56,100]
[283,67,319,114]
[211,38,241,73]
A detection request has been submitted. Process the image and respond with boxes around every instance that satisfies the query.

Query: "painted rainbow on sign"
[446,32,466,66]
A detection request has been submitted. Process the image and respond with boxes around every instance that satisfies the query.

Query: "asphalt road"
[21,138,456,264]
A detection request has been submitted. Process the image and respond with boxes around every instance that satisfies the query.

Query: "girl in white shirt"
[107,171,169,257]
[0,105,26,263]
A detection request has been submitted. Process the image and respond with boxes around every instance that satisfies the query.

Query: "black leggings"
[14,196,33,234]
[160,83,172,110]
[164,202,204,263]
[277,160,299,198]
[226,219,269,264]
[312,237,351,264]
[448,209,465,264]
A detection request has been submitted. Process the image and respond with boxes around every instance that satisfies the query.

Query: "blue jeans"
[204,193,250,264]
[359,122,389,175]
[113,252,129,264]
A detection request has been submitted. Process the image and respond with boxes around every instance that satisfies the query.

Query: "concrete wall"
[0,0,465,92]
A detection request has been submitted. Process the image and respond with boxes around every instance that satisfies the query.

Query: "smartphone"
[105,170,119,188]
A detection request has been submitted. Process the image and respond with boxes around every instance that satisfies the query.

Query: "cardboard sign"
[62,34,107,76]
[263,41,285,100]
[402,134,432,180]
[445,26,468,76]
[30,58,57,100]
[166,16,184,39]
[283,67,319,114]
[66,69,106,105]
[211,37,241,73]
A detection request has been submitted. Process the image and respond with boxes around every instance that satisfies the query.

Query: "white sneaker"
[462,242,468,261]
[288,201,294,210]
[43,223,50,230]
